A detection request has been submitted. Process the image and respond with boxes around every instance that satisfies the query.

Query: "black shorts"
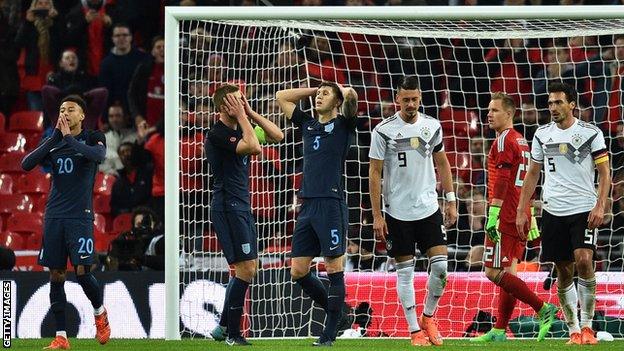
[291,198,348,258]
[39,218,94,269]
[211,210,258,264]
[540,210,596,262]
[385,210,446,258]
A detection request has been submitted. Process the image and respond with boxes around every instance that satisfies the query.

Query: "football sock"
[49,280,67,332]
[219,279,234,328]
[295,271,328,310]
[497,272,543,313]
[323,272,345,340]
[494,288,517,329]
[424,255,447,317]
[577,277,596,329]
[396,259,420,333]
[76,273,103,310]
[558,283,581,334]
[227,277,250,338]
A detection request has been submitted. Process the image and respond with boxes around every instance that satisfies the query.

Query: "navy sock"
[76,274,103,309]
[294,272,328,310]
[323,272,345,341]
[219,279,234,328]
[227,277,250,338]
[49,281,67,332]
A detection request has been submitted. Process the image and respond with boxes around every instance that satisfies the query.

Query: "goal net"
[167,7,624,340]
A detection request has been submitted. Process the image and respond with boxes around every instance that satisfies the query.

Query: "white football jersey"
[369,112,444,221]
[531,118,608,216]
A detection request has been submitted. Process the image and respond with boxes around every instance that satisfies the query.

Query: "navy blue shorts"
[291,198,348,258]
[211,210,258,264]
[39,218,95,269]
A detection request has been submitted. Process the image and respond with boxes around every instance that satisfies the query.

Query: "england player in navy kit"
[206,84,284,346]
[21,95,110,350]
[276,82,358,346]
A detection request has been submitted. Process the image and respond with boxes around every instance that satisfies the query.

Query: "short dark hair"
[548,81,577,105]
[112,22,132,34]
[61,94,87,113]
[213,84,240,111]
[318,81,344,107]
[398,76,420,91]
[132,206,159,228]
[151,35,164,50]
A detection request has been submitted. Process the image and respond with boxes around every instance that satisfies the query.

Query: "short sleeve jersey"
[487,128,531,232]
[291,107,355,199]
[44,130,106,219]
[368,112,444,221]
[205,121,251,212]
[531,119,608,216]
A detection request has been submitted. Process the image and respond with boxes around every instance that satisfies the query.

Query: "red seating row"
[0,169,114,195]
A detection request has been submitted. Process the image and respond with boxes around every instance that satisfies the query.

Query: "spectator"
[142,118,164,223]
[128,35,164,128]
[106,206,163,271]
[100,104,137,175]
[110,142,152,217]
[0,0,21,116]
[64,0,114,76]
[15,0,62,111]
[99,22,148,113]
[41,49,108,129]
[604,35,624,134]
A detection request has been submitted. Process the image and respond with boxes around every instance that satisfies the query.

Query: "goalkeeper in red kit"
[471,93,558,342]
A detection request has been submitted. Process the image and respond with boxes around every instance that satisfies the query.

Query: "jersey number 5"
[514,151,530,186]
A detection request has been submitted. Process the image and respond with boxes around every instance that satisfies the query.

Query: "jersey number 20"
[56,157,74,174]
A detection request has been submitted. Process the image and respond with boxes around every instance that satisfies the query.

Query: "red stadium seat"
[0,194,33,214]
[112,213,133,234]
[8,110,44,134]
[0,112,5,132]
[94,231,116,253]
[32,194,47,213]
[6,211,43,234]
[24,232,42,250]
[0,152,27,175]
[94,213,107,233]
[93,193,111,214]
[0,231,24,250]
[0,174,13,195]
[93,172,116,195]
[15,172,50,195]
[0,132,26,154]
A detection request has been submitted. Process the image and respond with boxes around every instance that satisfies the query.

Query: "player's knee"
[575,257,593,276]
[290,265,309,280]
[50,270,66,283]
[484,268,502,283]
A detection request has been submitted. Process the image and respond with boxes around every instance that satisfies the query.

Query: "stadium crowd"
[0,0,622,275]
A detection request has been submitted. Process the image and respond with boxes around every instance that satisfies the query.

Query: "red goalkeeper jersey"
[487,128,531,237]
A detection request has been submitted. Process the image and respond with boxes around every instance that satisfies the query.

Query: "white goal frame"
[163,5,624,340]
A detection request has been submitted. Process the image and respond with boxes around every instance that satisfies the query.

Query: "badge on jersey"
[410,137,420,149]
[420,127,431,140]
[241,243,251,254]
[324,122,334,133]
[559,143,568,154]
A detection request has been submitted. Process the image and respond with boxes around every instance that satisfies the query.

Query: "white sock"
[577,277,596,329]
[94,305,105,316]
[558,283,581,334]
[56,331,67,338]
[424,255,447,317]
[396,259,420,333]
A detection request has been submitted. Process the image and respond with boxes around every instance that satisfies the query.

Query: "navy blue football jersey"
[205,120,251,212]
[43,130,106,219]
[291,107,355,199]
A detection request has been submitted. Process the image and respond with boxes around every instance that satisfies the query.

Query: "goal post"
[164,6,624,340]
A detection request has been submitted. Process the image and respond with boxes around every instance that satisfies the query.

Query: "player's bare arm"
[275,87,317,119]
[241,95,284,143]
[340,86,358,120]
[224,94,261,156]
[368,157,388,240]
[588,160,611,230]
[516,159,542,238]
[432,150,457,227]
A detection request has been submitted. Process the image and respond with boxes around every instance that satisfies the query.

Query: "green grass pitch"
[8,338,624,350]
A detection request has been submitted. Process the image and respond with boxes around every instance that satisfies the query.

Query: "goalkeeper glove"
[486,205,501,243]
[527,207,541,241]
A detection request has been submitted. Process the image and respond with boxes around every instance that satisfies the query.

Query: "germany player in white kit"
[517,82,611,345]
[369,76,457,346]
